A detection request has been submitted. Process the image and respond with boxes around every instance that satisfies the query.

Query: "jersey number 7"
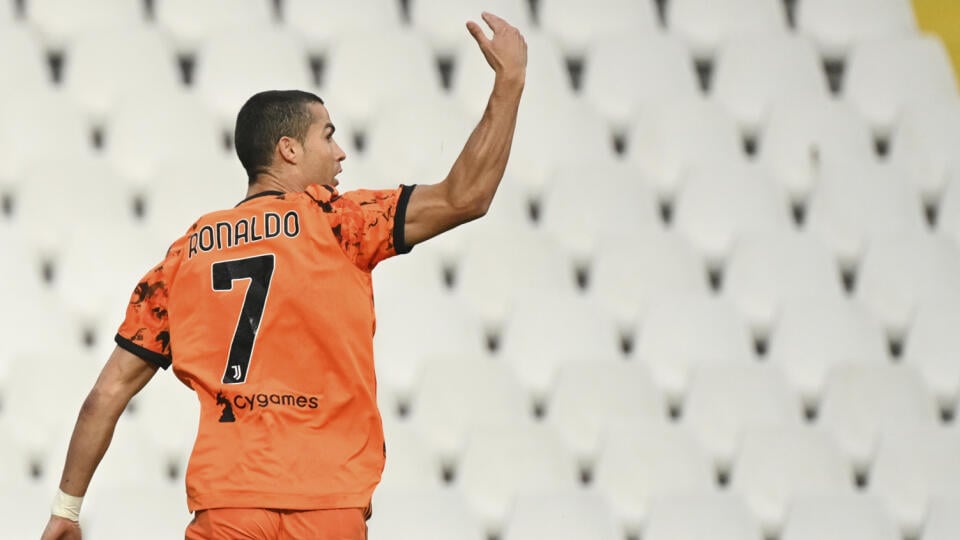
[212,254,275,384]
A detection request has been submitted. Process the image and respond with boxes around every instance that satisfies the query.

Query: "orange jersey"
[115,183,414,512]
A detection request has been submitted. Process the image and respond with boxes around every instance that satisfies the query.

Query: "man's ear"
[277,136,300,164]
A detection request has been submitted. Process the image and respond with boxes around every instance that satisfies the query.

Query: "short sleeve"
[114,238,186,369]
[325,185,415,271]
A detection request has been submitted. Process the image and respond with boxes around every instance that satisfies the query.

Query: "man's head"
[235,90,346,189]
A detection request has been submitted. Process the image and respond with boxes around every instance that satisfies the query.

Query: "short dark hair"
[234,90,324,184]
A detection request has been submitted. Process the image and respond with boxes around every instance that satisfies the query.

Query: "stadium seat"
[796,0,917,60]
[539,165,660,262]
[82,483,189,540]
[637,294,755,402]
[780,494,901,540]
[767,296,889,406]
[0,275,79,376]
[758,98,876,202]
[539,0,660,57]
[723,230,844,335]
[818,364,939,469]
[133,370,199,477]
[284,0,404,56]
[104,90,223,187]
[644,493,764,540]
[409,0,533,57]
[362,94,474,188]
[870,427,960,536]
[408,357,532,461]
[377,418,444,491]
[0,24,50,93]
[457,424,579,532]
[844,35,957,136]
[683,364,803,468]
[0,479,59,540]
[194,27,312,131]
[855,231,960,337]
[454,228,576,328]
[627,98,744,199]
[368,489,485,540]
[593,423,715,534]
[62,27,181,122]
[903,297,960,409]
[590,229,709,332]
[323,28,441,130]
[890,98,960,203]
[923,497,960,540]
[26,0,145,49]
[501,492,622,540]
[665,0,788,60]
[673,160,792,265]
[805,157,926,270]
[939,169,960,245]
[582,31,700,132]
[0,89,92,183]
[712,35,830,134]
[547,362,666,461]
[730,426,854,536]
[374,288,486,402]
[154,0,275,53]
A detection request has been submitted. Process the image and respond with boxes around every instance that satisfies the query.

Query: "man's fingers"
[481,11,509,33]
[466,20,491,49]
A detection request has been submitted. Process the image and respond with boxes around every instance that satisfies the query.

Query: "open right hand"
[40,515,82,540]
[466,12,527,84]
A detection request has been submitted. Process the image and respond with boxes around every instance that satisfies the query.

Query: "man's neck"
[246,172,300,198]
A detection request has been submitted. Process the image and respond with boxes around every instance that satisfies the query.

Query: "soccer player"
[40,12,526,540]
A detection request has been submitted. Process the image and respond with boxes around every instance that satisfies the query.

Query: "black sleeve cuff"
[115,334,171,370]
[393,184,416,255]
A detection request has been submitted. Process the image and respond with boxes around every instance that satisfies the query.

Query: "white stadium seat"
[891,98,960,203]
[818,364,939,469]
[939,169,960,245]
[844,35,957,136]
[628,98,744,199]
[673,160,792,265]
[713,35,830,134]
[855,231,960,337]
[593,423,715,534]
[923,497,960,540]
[539,166,660,262]
[324,28,441,130]
[82,483,189,540]
[666,0,788,60]
[723,230,844,335]
[539,0,660,56]
[582,32,700,131]
[26,0,145,49]
[0,24,49,93]
[796,0,917,60]
[377,418,444,491]
[806,157,926,270]
[731,426,854,536]
[870,427,960,536]
[104,90,224,187]
[767,296,889,406]
[502,492,621,540]
[590,229,709,332]
[194,27,312,130]
[903,297,960,409]
[409,0,533,57]
[498,296,623,400]
[368,489,485,540]
[133,370,199,476]
[155,0,275,53]
[644,493,764,540]
[637,294,755,402]
[0,480,60,540]
[758,98,876,202]
[781,494,901,540]
[409,358,532,460]
[284,0,404,55]
[683,364,803,468]
[547,362,665,460]
[457,424,579,531]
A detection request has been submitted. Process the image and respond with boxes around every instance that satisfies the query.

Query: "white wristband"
[51,489,83,521]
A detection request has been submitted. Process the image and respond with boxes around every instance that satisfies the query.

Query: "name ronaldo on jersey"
[188,210,301,259]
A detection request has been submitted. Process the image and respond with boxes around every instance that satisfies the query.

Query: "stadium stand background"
[1,0,960,538]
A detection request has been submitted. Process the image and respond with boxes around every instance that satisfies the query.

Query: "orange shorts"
[185,507,368,540]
